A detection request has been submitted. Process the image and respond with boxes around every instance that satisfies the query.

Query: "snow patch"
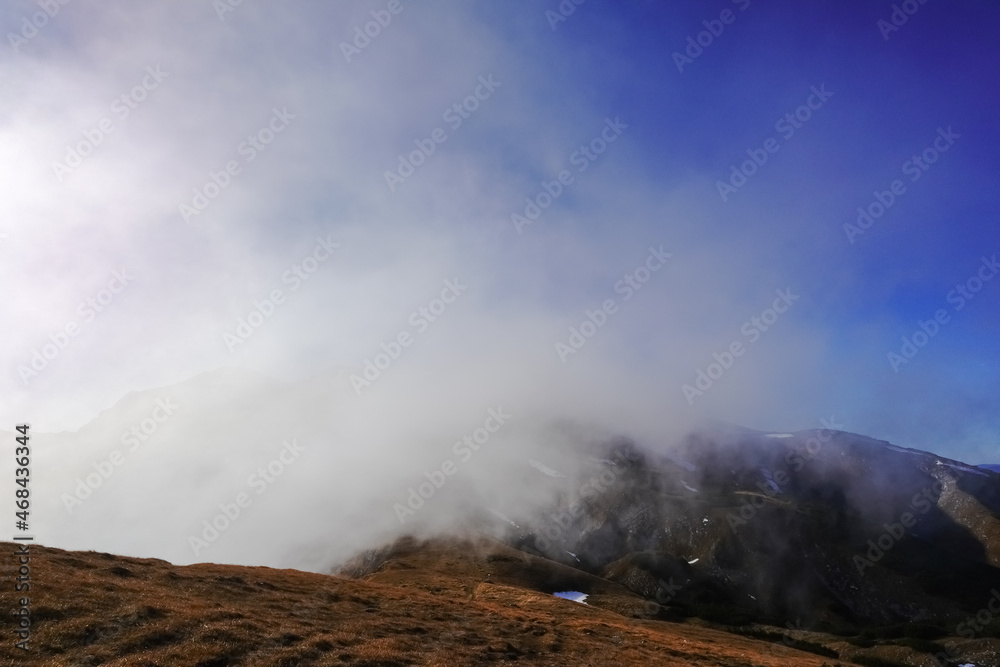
[765,433,793,438]
[488,508,520,528]
[886,444,924,456]
[688,558,699,564]
[936,460,990,477]
[681,480,698,493]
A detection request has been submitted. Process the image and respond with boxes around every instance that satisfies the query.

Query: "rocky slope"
[494,424,1000,664]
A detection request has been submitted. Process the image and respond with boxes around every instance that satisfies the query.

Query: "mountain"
[5,421,1000,664]
[7,364,1000,664]
[483,424,1000,664]
[4,366,364,568]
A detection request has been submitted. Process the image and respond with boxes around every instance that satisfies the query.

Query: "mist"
[1,0,997,570]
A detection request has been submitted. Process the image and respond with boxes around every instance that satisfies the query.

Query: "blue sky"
[1,0,998,466]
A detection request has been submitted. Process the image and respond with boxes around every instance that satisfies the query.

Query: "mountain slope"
[501,426,1000,639]
[1,539,859,667]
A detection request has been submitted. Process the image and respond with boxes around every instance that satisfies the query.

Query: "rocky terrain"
[505,425,1000,626]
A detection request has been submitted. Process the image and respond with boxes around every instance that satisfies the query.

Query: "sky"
[0,0,998,565]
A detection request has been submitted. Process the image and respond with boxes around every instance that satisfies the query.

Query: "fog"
[1,1,996,570]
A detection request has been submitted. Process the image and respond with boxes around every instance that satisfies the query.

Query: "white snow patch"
[936,460,990,477]
[681,480,698,493]
[553,591,588,604]
[702,517,709,524]
[488,508,520,528]
[529,459,565,477]
[765,433,793,438]
[887,444,924,456]
[688,558,699,564]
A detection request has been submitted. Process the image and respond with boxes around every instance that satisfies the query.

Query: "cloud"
[0,0,996,569]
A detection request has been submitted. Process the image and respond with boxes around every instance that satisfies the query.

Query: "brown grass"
[0,538,862,666]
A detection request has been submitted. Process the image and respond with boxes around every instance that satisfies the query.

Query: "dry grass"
[0,539,861,666]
